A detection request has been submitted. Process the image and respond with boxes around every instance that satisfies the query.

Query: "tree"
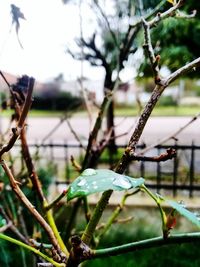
[65,0,166,156]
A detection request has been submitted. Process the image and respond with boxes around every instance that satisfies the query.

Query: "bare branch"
[164,57,200,86]
[130,148,176,162]
[0,77,35,158]
[66,117,86,150]
[148,0,184,28]
[0,160,62,254]
[92,0,119,48]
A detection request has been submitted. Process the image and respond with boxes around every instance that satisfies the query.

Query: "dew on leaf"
[178,200,186,209]
[77,179,87,186]
[113,177,132,189]
[82,168,97,176]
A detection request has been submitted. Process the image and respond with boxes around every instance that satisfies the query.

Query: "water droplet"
[113,177,132,189]
[155,193,164,201]
[93,185,98,190]
[77,179,87,186]
[194,212,200,220]
[178,200,186,209]
[82,168,97,176]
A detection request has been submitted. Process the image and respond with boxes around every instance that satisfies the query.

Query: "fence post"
[140,143,146,178]
[64,140,70,184]
[189,141,195,198]
[156,146,161,194]
[173,141,178,197]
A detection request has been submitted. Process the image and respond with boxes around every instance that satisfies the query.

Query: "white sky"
[0,0,105,82]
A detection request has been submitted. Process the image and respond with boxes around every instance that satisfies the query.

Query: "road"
[0,115,199,146]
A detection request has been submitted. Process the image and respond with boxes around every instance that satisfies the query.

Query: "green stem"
[45,204,69,257]
[81,190,113,245]
[0,233,65,267]
[93,232,200,259]
[141,185,166,233]
[45,190,68,211]
[97,192,129,240]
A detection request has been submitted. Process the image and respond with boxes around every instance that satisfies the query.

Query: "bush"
[158,95,177,106]
[32,91,83,111]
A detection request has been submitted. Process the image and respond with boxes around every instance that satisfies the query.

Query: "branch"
[164,57,200,86]
[130,148,176,162]
[82,79,120,169]
[0,77,35,158]
[0,160,65,260]
[45,190,68,211]
[0,206,29,244]
[92,1,119,48]
[142,18,161,84]
[80,40,200,249]
[0,233,64,267]
[92,233,200,259]
[97,190,139,241]
[66,117,86,150]
[148,0,184,28]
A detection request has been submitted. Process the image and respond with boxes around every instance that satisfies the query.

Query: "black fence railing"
[12,142,200,198]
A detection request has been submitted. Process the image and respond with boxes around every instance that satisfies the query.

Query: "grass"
[1,105,199,118]
[115,105,200,117]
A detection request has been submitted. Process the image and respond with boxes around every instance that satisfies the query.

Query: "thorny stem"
[0,233,65,267]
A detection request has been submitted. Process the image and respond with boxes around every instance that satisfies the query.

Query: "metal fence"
[11,142,200,198]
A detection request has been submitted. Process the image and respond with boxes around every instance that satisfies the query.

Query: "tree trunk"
[104,72,117,159]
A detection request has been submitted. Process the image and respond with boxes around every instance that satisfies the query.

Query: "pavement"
[0,116,199,145]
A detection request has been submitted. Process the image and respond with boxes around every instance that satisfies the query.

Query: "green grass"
[115,105,200,117]
[1,105,199,118]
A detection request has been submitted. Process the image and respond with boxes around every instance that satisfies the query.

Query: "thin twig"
[130,148,176,162]
[0,221,12,233]
[66,118,86,150]
[45,190,68,211]
[70,155,82,172]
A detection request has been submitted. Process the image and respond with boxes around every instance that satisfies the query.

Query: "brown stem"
[0,160,63,255]
[130,148,176,162]
[0,77,35,158]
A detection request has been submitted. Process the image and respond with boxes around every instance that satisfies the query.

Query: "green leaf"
[166,199,200,228]
[67,168,145,201]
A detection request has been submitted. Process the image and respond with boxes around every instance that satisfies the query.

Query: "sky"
[0,0,105,82]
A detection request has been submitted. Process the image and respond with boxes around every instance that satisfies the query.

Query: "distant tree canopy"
[139,0,200,78]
